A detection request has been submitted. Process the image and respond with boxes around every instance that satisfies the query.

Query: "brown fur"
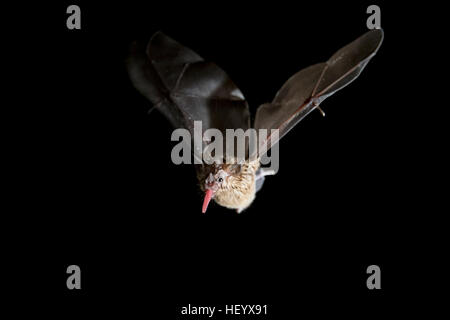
[196,159,260,212]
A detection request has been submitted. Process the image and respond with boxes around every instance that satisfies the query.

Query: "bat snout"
[204,173,219,192]
[205,181,219,193]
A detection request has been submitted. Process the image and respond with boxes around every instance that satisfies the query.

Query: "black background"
[9,0,443,318]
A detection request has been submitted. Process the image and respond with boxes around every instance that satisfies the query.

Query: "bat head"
[199,161,259,213]
[202,169,229,213]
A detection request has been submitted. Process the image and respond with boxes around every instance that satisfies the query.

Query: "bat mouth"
[202,189,214,213]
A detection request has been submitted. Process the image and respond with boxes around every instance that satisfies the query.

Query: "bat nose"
[205,173,216,190]
[206,182,217,191]
[205,179,218,192]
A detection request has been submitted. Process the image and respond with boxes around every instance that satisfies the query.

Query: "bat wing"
[254,29,384,153]
[127,31,251,158]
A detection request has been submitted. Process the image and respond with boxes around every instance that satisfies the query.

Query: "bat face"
[205,170,227,193]
[127,30,383,213]
[200,163,240,213]
[198,160,261,213]
[202,169,227,213]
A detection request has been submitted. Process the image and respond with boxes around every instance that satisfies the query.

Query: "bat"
[126,29,384,213]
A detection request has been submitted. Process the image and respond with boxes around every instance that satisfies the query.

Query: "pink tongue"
[202,189,213,213]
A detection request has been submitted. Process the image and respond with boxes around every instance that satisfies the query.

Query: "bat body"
[127,29,383,213]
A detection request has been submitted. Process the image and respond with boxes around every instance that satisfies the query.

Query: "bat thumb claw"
[316,106,326,117]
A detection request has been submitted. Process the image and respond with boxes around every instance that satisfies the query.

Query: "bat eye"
[217,177,223,183]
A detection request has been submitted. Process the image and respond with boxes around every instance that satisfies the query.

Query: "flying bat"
[126,29,384,213]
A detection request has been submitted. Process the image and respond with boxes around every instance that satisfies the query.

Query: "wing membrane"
[254,29,384,152]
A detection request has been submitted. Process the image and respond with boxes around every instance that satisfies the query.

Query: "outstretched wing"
[254,29,384,153]
[127,31,251,157]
